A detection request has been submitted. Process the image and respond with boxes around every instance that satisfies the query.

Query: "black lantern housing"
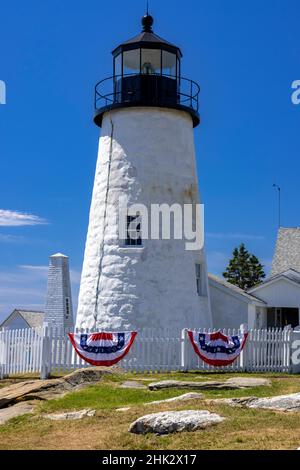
[94,15,200,127]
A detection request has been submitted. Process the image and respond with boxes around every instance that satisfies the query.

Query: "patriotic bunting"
[187,330,248,366]
[69,331,137,366]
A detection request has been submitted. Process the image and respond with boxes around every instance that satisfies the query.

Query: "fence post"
[0,330,5,379]
[40,324,51,379]
[240,323,248,372]
[0,328,9,379]
[291,329,300,374]
[181,328,188,372]
[0,332,3,379]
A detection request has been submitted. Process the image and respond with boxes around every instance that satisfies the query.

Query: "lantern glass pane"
[141,49,161,75]
[114,53,122,77]
[162,51,177,78]
[123,50,140,75]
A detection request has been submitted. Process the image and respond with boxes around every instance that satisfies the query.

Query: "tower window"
[195,264,202,296]
[125,214,142,247]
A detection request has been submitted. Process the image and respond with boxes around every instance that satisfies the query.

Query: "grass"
[38,383,191,412]
[1,371,300,450]
[38,372,300,413]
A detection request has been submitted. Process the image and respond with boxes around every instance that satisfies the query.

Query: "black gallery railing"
[94,73,200,114]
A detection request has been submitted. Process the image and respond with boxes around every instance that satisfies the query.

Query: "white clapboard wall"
[0,326,295,379]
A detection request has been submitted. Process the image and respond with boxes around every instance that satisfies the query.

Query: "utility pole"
[273,184,281,227]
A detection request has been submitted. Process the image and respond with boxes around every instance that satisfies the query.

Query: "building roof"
[121,30,178,49]
[19,310,44,328]
[112,14,182,57]
[208,273,266,305]
[248,268,300,293]
[51,253,68,258]
[272,228,300,276]
[0,309,44,328]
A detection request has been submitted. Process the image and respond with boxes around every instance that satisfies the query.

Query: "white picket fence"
[0,325,298,379]
[0,328,44,377]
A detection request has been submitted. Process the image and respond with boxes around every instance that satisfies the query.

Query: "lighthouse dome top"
[112,14,182,59]
[142,13,154,31]
[94,13,200,128]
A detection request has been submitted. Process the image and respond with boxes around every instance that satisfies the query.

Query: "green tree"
[223,243,266,290]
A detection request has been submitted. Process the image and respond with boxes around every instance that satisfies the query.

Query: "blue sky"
[0,0,299,322]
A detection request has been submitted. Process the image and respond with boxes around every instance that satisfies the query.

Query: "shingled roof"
[208,274,265,304]
[0,309,44,329]
[271,228,300,276]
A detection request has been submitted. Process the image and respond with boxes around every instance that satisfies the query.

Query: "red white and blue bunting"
[69,332,137,367]
[187,330,248,366]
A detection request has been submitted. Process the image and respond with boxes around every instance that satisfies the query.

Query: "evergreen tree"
[223,243,266,290]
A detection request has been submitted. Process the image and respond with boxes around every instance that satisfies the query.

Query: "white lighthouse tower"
[76,13,212,331]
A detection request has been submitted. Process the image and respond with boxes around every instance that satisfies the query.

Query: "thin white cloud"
[0,209,48,227]
[0,286,45,298]
[0,265,80,323]
[19,265,81,284]
[206,232,265,241]
[70,270,81,284]
[261,258,272,275]
[20,265,48,273]
[0,233,26,243]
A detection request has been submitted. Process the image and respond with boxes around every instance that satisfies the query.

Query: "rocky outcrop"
[129,410,225,435]
[0,402,36,425]
[240,393,300,412]
[43,409,96,420]
[145,392,203,405]
[225,377,271,388]
[148,377,271,391]
[120,381,147,389]
[0,367,115,409]
[206,392,300,412]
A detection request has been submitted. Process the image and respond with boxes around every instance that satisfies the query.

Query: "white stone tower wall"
[44,254,74,329]
[77,107,212,331]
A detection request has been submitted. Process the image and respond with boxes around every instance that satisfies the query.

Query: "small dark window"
[195,264,202,296]
[125,214,142,247]
[65,297,70,317]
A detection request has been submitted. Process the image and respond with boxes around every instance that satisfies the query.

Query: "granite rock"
[129,410,225,435]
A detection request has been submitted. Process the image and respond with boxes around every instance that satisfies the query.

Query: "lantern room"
[94,14,200,127]
[113,15,181,80]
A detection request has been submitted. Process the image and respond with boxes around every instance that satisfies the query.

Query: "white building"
[209,274,266,329]
[76,14,212,331]
[211,228,300,330]
[0,309,44,330]
[248,228,300,329]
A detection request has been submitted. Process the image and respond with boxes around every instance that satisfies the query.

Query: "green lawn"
[0,371,300,450]
[38,371,299,413]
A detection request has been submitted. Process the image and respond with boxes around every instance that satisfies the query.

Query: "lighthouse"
[76,13,212,331]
